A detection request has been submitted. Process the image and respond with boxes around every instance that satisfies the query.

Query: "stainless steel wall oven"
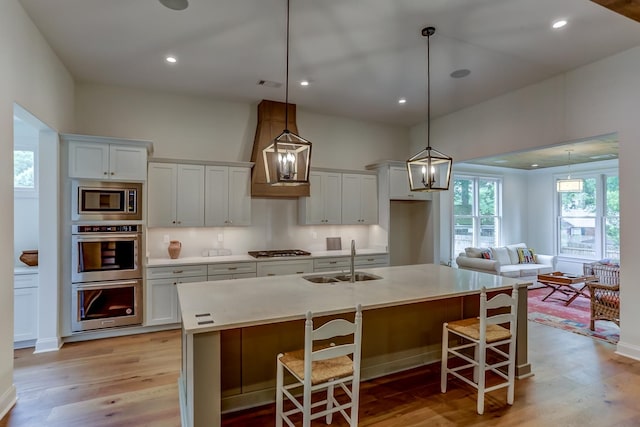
[71,224,143,331]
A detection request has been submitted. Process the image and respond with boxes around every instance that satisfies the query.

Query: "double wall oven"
[71,180,144,332]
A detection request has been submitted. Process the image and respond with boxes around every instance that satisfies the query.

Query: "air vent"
[257,80,282,88]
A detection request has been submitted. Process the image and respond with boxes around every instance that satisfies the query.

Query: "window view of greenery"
[558,174,619,260]
[453,176,501,257]
[14,149,35,189]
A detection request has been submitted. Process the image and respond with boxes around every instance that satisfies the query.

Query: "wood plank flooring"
[1,322,638,426]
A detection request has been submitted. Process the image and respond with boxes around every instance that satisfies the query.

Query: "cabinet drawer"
[207,262,257,276]
[257,260,314,277]
[14,273,39,289]
[146,264,208,279]
[355,254,389,267]
[207,272,257,281]
[313,257,349,271]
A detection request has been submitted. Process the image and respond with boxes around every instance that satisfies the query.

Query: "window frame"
[451,174,503,260]
[14,142,39,198]
[555,169,618,261]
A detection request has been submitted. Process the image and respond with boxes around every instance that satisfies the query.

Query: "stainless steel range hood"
[250,100,310,198]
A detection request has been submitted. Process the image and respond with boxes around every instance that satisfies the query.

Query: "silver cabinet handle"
[267,274,276,276]
[228,267,237,271]
[173,270,184,274]
[329,261,337,264]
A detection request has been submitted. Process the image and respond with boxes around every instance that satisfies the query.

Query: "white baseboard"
[34,336,63,354]
[0,384,17,421]
[616,340,640,361]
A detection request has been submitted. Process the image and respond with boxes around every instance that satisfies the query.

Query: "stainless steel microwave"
[72,181,142,221]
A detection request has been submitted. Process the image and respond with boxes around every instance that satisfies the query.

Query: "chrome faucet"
[350,240,356,283]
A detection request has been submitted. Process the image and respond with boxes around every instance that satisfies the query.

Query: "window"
[557,173,619,260]
[14,145,38,194]
[452,176,502,257]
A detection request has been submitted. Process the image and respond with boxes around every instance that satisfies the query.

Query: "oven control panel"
[74,224,139,233]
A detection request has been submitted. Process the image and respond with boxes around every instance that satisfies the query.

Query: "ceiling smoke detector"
[159,0,189,11]
[257,80,283,88]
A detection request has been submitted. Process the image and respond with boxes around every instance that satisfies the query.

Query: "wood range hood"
[250,99,310,197]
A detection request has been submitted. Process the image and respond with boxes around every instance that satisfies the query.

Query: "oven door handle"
[73,234,140,241]
[74,280,140,290]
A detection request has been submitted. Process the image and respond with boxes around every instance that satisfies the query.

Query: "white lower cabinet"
[207,262,257,281]
[14,273,39,343]
[257,259,314,277]
[146,265,208,326]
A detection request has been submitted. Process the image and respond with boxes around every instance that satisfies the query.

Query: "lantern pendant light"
[407,27,453,192]
[262,0,312,186]
[557,149,584,192]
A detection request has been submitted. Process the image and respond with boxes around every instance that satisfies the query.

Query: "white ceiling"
[18,0,640,127]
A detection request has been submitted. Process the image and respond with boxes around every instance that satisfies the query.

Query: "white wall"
[412,47,640,360]
[0,0,75,418]
[75,83,409,169]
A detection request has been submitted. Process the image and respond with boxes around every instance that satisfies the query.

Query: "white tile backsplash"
[146,198,387,259]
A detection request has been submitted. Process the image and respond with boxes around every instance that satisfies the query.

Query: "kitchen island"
[177,263,531,427]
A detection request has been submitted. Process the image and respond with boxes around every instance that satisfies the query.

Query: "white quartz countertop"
[177,264,529,334]
[146,248,387,267]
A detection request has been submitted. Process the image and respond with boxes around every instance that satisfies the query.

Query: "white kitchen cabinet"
[341,173,378,225]
[148,162,205,227]
[14,272,38,344]
[389,166,432,200]
[68,140,147,181]
[313,254,389,272]
[146,264,208,326]
[257,259,314,277]
[205,166,252,227]
[207,262,256,280]
[298,171,342,225]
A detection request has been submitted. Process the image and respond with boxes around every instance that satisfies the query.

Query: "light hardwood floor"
[1,322,638,427]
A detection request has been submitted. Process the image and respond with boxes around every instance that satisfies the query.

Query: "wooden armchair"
[583,263,620,330]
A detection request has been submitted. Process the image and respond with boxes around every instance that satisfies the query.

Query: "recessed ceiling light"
[493,159,508,164]
[159,0,189,11]
[165,56,177,64]
[531,164,539,168]
[552,19,567,29]
[398,98,407,104]
[450,69,471,79]
[300,80,309,86]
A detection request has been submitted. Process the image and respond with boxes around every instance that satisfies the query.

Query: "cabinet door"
[228,167,252,226]
[299,172,326,225]
[14,287,38,342]
[176,164,205,227]
[146,277,180,326]
[109,145,147,181]
[341,174,362,225]
[256,260,314,277]
[205,166,229,226]
[389,166,431,200]
[323,173,342,224]
[359,174,379,224]
[148,163,178,227]
[68,141,110,179]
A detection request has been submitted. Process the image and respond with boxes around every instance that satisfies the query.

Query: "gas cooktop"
[248,249,311,258]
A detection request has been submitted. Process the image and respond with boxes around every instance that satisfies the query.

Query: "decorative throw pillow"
[490,247,511,265]
[464,247,484,258]
[480,249,493,260]
[517,247,537,264]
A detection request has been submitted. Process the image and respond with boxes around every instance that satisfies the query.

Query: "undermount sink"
[303,272,382,284]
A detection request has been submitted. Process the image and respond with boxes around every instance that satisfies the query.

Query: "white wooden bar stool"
[441,285,519,414]
[276,305,363,427]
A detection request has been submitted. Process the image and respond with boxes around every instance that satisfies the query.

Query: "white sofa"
[455,243,556,280]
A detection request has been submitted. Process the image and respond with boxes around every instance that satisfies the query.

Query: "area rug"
[527,286,620,344]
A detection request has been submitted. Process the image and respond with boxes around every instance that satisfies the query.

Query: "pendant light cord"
[426,29,431,151]
[284,0,290,132]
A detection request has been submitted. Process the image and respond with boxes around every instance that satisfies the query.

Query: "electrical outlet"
[163,234,170,243]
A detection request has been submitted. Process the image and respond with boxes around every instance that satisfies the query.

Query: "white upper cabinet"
[68,140,147,181]
[205,166,251,227]
[148,162,205,227]
[341,173,378,225]
[389,166,431,200]
[298,171,342,225]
